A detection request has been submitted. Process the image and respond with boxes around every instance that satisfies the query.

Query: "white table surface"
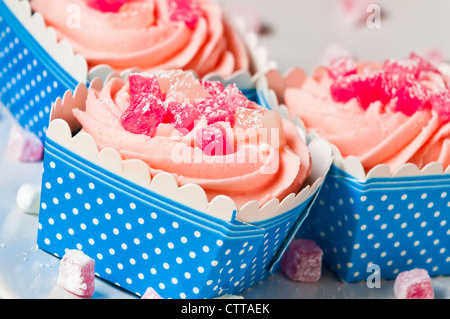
[1,0,449,299]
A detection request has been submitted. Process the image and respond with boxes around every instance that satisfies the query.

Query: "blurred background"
[218,0,450,74]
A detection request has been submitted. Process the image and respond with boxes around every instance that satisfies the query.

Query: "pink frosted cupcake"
[29,0,251,78]
[278,53,450,283]
[285,53,450,173]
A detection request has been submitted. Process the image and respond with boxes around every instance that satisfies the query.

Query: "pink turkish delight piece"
[129,73,164,102]
[196,123,232,156]
[163,101,200,132]
[327,56,357,79]
[429,90,450,122]
[159,70,209,103]
[394,268,434,299]
[167,0,202,30]
[234,107,264,130]
[281,239,323,282]
[194,97,235,126]
[7,124,43,162]
[57,250,95,298]
[120,94,167,137]
[141,287,163,299]
[86,0,130,13]
[218,84,253,112]
[199,80,225,97]
[390,78,430,116]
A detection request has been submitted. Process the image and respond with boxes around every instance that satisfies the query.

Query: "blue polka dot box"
[35,70,334,299]
[296,144,450,283]
[0,0,88,142]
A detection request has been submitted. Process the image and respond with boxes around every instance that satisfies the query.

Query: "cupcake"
[37,69,332,298]
[273,53,450,282]
[29,0,251,78]
[1,0,271,144]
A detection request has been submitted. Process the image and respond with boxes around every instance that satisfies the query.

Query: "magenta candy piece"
[199,80,225,96]
[141,287,163,299]
[409,52,441,74]
[7,124,43,162]
[281,239,323,282]
[196,123,232,156]
[86,0,130,13]
[57,250,95,298]
[429,90,450,122]
[327,56,357,79]
[164,101,200,132]
[390,78,430,116]
[331,71,388,108]
[168,0,202,30]
[394,268,434,299]
[120,94,167,137]
[129,73,164,102]
[218,84,252,112]
[194,98,235,126]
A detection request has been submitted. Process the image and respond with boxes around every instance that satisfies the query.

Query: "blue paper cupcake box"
[298,150,450,283]
[36,75,332,298]
[0,0,87,142]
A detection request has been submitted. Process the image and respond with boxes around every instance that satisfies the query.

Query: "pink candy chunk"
[281,239,323,282]
[57,250,95,298]
[168,0,202,30]
[129,73,164,102]
[327,56,357,79]
[86,0,130,13]
[163,101,200,132]
[7,124,43,162]
[120,94,167,137]
[394,268,434,299]
[196,123,232,156]
[390,79,429,116]
[141,287,163,299]
[199,80,225,97]
[429,90,450,122]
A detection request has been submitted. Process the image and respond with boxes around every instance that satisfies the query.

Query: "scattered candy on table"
[281,239,323,282]
[57,250,96,298]
[16,183,41,215]
[7,124,44,162]
[394,268,434,299]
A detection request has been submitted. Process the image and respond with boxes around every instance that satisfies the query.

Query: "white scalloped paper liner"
[48,71,333,224]
[4,0,277,90]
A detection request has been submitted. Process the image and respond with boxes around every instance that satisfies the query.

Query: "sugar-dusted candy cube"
[394,268,434,299]
[196,123,232,156]
[281,239,323,282]
[141,287,163,299]
[86,0,130,13]
[57,250,95,298]
[327,56,357,79]
[7,124,44,162]
[16,183,41,215]
[167,0,202,30]
[164,101,200,132]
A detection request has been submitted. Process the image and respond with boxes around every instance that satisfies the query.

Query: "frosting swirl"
[30,0,250,77]
[284,55,450,173]
[72,71,311,208]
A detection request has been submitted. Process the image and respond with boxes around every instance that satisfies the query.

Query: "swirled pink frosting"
[284,55,450,173]
[29,0,250,78]
[72,71,311,208]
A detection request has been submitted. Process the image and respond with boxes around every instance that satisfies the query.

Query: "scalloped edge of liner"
[48,71,333,224]
[3,0,88,83]
[4,0,276,88]
[261,67,450,182]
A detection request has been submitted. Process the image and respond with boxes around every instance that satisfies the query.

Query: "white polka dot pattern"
[299,165,450,282]
[0,5,79,142]
[37,138,312,299]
